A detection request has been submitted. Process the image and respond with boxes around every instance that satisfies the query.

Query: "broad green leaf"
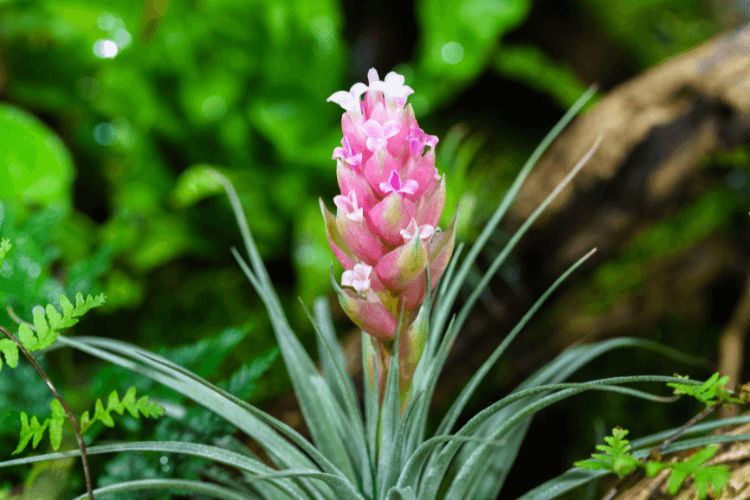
[414,0,532,109]
[0,103,73,206]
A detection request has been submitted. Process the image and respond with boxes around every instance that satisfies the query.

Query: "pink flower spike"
[400,218,435,242]
[380,169,418,195]
[332,136,363,169]
[327,82,369,113]
[364,119,400,152]
[333,190,364,221]
[434,168,441,181]
[342,263,372,292]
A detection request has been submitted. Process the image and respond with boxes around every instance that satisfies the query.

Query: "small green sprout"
[668,372,743,407]
[574,427,641,478]
[576,427,732,499]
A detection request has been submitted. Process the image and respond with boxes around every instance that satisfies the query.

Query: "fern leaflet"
[574,427,641,478]
[667,372,743,407]
[14,387,163,455]
[0,291,106,372]
[13,398,65,455]
[80,386,164,433]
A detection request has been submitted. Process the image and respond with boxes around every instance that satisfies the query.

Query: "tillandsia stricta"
[7,70,737,500]
[321,68,457,403]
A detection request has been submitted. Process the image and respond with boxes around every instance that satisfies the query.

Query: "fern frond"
[13,388,163,456]
[667,373,743,407]
[14,291,106,356]
[80,386,164,433]
[13,399,65,455]
[574,427,641,478]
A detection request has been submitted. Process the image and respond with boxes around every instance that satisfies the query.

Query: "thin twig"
[600,400,722,500]
[0,325,95,499]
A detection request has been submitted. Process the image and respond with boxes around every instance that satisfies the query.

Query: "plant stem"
[600,400,722,500]
[0,325,95,500]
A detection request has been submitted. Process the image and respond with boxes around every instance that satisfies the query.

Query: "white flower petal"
[367,68,380,87]
[327,91,358,112]
[419,224,435,240]
[384,71,405,86]
[350,82,368,99]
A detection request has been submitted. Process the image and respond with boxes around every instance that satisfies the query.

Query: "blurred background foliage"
[0,0,748,498]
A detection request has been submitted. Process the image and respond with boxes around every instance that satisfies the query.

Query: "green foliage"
[645,446,730,499]
[416,0,532,111]
[13,387,163,456]
[574,373,744,496]
[576,427,733,499]
[94,348,278,500]
[0,291,106,372]
[574,427,641,478]
[17,292,106,355]
[578,0,719,65]
[667,372,743,407]
[79,386,164,433]
[0,103,74,207]
[492,44,594,110]
[581,187,743,316]
[13,398,66,456]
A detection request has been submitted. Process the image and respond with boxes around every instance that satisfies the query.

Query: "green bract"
[3,86,744,500]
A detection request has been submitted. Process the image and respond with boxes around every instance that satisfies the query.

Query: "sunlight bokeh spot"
[441,42,464,64]
[93,122,115,145]
[93,39,118,59]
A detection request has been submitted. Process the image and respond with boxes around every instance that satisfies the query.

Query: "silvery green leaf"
[377,307,404,500]
[56,336,332,500]
[70,478,258,500]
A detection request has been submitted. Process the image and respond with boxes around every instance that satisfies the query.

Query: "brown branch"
[0,325,95,500]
